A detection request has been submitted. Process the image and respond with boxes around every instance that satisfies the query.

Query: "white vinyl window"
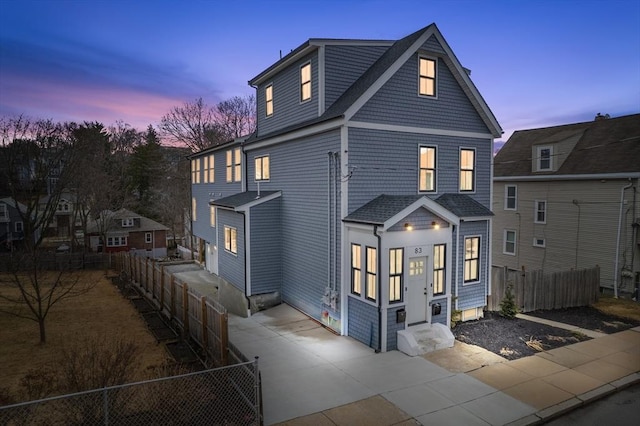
[234,148,242,182]
[122,218,134,227]
[459,148,475,192]
[224,226,237,255]
[419,146,436,192]
[265,84,273,117]
[210,206,216,228]
[504,230,516,255]
[505,185,517,210]
[351,244,362,296]
[107,236,128,247]
[255,155,270,181]
[365,246,377,301]
[533,237,546,248]
[433,244,446,295]
[15,221,23,232]
[418,57,436,97]
[536,146,553,171]
[389,248,403,303]
[300,62,311,102]
[145,232,152,244]
[535,200,546,224]
[204,154,214,183]
[191,159,200,184]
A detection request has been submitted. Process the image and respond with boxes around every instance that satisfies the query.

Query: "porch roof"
[343,193,492,226]
[211,191,281,211]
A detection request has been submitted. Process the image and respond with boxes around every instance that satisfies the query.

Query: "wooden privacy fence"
[114,252,230,367]
[488,265,600,312]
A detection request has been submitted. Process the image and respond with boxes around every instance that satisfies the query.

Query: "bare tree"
[215,94,256,138]
[159,98,227,152]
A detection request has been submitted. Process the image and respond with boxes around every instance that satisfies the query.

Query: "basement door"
[407,256,429,324]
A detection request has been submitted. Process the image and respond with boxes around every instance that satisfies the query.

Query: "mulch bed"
[453,311,591,361]
[527,306,640,334]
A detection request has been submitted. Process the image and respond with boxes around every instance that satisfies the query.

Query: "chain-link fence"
[0,359,261,425]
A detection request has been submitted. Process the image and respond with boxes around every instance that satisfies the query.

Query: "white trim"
[535,145,553,171]
[487,219,492,297]
[460,215,494,222]
[347,121,494,140]
[383,196,460,231]
[340,125,349,336]
[343,27,436,120]
[504,184,517,210]
[495,172,640,181]
[223,225,238,256]
[503,229,516,256]
[245,210,251,296]
[318,45,325,115]
[533,237,546,248]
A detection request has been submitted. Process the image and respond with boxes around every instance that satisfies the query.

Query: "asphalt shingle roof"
[211,191,280,209]
[494,114,640,177]
[434,193,493,218]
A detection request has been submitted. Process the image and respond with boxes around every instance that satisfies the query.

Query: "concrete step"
[397,323,454,356]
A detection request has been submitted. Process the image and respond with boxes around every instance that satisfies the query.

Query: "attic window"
[419,57,436,97]
[300,62,311,102]
[122,218,134,227]
[265,84,273,117]
[536,146,553,171]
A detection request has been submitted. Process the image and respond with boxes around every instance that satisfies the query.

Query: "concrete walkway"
[228,304,640,425]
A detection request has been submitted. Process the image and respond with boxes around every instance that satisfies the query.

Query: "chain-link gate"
[0,359,261,425]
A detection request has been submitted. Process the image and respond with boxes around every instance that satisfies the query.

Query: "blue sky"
[1,0,638,143]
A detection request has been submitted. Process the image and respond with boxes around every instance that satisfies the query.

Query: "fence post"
[201,297,208,355]
[254,356,261,424]
[170,275,176,319]
[221,312,229,366]
[183,283,189,336]
[160,264,165,309]
[145,257,150,293]
[103,388,109,426]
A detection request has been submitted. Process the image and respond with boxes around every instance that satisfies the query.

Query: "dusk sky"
[1,0,638,143]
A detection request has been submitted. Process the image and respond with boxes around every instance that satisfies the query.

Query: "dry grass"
[0,270,170,400]
[593,295,640,322]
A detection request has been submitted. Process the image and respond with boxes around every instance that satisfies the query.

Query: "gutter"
[494,172,640,182]
[373,225,382,353]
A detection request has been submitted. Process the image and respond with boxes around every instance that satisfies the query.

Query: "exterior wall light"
[404,223,413,231]
[432,221,440,230]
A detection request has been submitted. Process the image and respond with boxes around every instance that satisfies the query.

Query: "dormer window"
[419,57,436,97]
[122,218,134,227]
[300,62,311,102]
[536,146,553,171]
[265,84,273,117]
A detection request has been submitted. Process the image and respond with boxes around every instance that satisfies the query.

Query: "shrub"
[500,283,518,319]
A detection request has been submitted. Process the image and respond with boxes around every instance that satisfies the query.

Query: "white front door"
[407,256,428,324]
[205,243,218,275]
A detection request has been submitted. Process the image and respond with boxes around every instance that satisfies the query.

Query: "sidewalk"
[228,304,640,425]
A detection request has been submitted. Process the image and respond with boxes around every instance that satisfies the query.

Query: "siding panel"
[250,199,282,294]
[217,209,245,292]
[348,296,379,349]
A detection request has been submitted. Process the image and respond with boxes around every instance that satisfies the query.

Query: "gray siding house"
[493,114,640,296]
[190,24,501,352]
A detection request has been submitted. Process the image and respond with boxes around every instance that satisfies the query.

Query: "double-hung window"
[226,148,241,183]
[459,148,475,192]
[419,57,436,97]
[536,146,553,171]
[351,244,362,296]
[224,226,237,255]
[300,63,311,102]
[535,200,546,224]
[145,232,152,244]
[433,244,446,295]
[389,248,403,302]
[15,221,23,233]
[504,230,516,255]
[255,155,270,181]
[210,206,216,228]
[419,146,436,192]
[204,154,214,183]
[265,84,273,117]
[122,218,134,227]
[365,247,377,301]
[191,159,200,184]
[192,197,197,221]
[464,236,480,283]
[505,185,517,210]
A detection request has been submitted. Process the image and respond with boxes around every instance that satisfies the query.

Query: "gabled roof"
[245,23,502,145]
[344,193,489,228]
[495,114,640,178]
[0,197,27,213]
[211,191,281,211]
[87,208,169,234]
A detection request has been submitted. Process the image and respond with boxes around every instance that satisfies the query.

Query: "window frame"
[15,221,23,233]
[418,145,437,192]
[418,56,437,97]
[0,204,6,220]
[389,248,403,303]
[226,150,233,182]
[534,200,547,224]
[192,197,197,222]
[255,155,270,182]
[433,244,446,296]
[536,145,553,171]
[459,148,476,192]
[145,232,152,244]
[107,236,127,247]
[365,246,377,302]
[203,154,214,183]
[191,159,200,184]
[505,185,517,210]
[265,83,273,117]
[351,244,362,296]
[224,225,237,255]
[503,230,516,256]
[210,206,216,228]
[463,236,481,284]
[122,218,134,228]
[300,62,312,103]
[234,148,242,182]
[533,237,546,248]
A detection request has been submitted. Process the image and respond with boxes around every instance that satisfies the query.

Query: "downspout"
[614,179,633,298]
[240,211,251,314]
[334,152,340,293]
[373,224,382,353]
[327,152,332,292]
[454,224,460,309]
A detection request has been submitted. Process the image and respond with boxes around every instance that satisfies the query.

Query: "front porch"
[397,322,455,356]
